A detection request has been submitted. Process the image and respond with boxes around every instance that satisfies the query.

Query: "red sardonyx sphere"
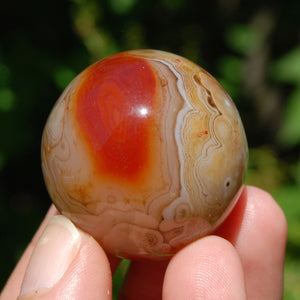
[42,50,248,260]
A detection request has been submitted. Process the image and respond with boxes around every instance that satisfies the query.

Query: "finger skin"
[1,206,59,300]
[17,228,113,300]
[1,186,286,300]
[216,186,287,299]
[1,205,121,300]
[118,185,287,300]
[163,236,247,300]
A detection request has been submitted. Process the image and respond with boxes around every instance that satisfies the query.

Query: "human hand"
[1,186,286,300]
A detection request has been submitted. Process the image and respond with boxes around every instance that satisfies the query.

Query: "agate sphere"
[41,50,248,260]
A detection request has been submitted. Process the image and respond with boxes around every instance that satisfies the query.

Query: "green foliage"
[112,259,131,299]
[217,55,244,100]
[225,24,263,55]
[275,185,300,300]
[271,46,300,84]
[284,261,300,300]
[53,66,77,90]
[246,146,285,192]
[218,56,245,84]
[161,0,186,11]
[246,145,300,299]
[109,0,137,15]
[0,88,15,112]
[278,87,300,147]
[271,46,300,148]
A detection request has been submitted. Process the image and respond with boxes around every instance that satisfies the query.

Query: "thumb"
[18,215,112,300]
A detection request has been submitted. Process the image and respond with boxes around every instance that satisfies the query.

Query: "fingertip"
[234,185,287,257]
[18,215,113,300]
[221,185,287,299]
[244,185,287,240]
[216,185,287,246]
[163,236,246,300]
[58,229,113,299]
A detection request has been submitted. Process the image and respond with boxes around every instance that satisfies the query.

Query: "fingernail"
[19,215,82,298]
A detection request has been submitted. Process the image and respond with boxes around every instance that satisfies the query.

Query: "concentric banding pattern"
[42,49,248,260]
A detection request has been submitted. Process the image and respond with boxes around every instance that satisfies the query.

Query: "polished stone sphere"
[41,50,248,260]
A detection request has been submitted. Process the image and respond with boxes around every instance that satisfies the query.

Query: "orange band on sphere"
[75,54,157,181]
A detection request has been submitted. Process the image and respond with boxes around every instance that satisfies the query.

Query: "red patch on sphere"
[75,54,156,181]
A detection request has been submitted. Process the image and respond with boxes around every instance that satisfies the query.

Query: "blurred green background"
[0,0,299,298]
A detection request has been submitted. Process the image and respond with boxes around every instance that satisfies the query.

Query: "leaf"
[271,46,300,84]
[0,88,15,112]
[109,0,137,14]
[53,67,76,91]
[225,24,263,55]
[218,55,245,83]
[278,86,300,147]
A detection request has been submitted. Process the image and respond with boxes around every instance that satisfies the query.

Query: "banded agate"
[41,50,248,260]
